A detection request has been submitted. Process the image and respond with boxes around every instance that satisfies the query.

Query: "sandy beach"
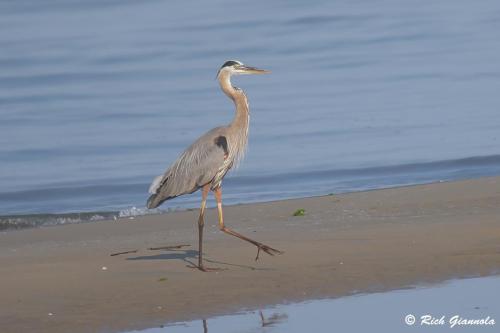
[1,177,500,333]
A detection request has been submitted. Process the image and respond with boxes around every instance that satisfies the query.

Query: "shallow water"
[125,276,500,333]
[2,1,500,225]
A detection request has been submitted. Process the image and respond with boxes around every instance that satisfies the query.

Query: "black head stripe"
[221,60,241,69]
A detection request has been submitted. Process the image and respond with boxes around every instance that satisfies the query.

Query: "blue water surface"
[1,0,500,221]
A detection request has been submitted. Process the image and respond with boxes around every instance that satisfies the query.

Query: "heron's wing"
[147,127,228,208]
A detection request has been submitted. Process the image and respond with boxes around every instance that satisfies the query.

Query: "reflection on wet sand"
[198,310,288,332]
[259,311,288,327]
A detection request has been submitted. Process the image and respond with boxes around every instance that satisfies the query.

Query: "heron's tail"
[146,174,197,209]
[146,193,160,209]
[147,175,173,209]
[147,192,178,209]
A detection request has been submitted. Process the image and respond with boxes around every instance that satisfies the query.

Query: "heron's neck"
[218,72,250,164]
[218,72,250,133]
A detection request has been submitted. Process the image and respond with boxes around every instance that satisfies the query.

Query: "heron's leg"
[197,185,209,268]
[214,187,283,260]
[187,185,223,272]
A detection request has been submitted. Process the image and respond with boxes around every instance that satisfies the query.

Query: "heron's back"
[147,127,230,208]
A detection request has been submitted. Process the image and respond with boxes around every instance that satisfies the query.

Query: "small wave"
[0,206,186,231]
[0,211,119,231]
[118,206,175,217]
[229,154,500,186]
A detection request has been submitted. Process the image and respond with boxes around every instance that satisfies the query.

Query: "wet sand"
[1,177,500,333]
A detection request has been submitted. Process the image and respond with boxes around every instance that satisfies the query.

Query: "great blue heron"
[147,60,282,271]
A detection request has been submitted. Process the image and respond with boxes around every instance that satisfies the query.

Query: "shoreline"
[1,176,500,333]
[0,175,494,232]
[4,151,500,231]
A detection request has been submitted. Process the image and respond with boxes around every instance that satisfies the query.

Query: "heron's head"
[217,60,270,78]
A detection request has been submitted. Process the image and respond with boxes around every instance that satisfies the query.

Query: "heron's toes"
[255,243,283,261]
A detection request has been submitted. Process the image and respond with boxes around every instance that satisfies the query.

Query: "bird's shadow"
[127,249,198,266]
[126,249,272,271]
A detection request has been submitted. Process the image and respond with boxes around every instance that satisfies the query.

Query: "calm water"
[2,1,500,227]
[125,276,500,333]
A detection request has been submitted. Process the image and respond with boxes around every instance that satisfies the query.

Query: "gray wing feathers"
[147,128,227,208]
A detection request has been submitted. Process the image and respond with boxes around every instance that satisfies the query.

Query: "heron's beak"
[237,65,270,75]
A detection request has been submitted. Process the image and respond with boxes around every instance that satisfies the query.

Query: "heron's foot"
[186,264,226,272]
[219,226,283,261]
[254,242,283,261]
